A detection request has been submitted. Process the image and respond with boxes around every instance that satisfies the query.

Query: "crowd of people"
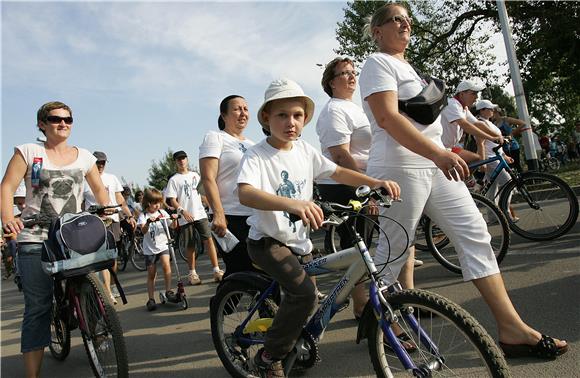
[1,3,574,377]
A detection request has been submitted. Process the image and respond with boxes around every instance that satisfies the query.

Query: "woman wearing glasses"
[199,95,257,277]
[359,3,567,359]
[1,101,110,376]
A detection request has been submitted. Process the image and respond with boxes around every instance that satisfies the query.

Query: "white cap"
[455,80,485,95]
[475,99,498,111]
[257,78,315,128]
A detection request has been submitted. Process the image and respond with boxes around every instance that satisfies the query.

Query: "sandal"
[499,334,568,359]
[385,332,417,353]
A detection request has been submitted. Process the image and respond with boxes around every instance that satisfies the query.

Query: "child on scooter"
[137,188,177,311]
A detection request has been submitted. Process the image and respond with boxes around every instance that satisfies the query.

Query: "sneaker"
[146,298,157,311]
[213,269,224,282]
[413,259,424,267]
[112,286,121,298]
[188,273,202,286]
[316,290,328,303]
[110,294,118,305]
[254,348,285,378]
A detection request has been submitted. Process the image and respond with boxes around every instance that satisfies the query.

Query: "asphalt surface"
[1,211,579,377]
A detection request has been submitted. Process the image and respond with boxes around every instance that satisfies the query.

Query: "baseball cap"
[475,99,498,111]
[173,150,187,160]
[455,80,485,95]
[257,78,315,128]
[93,151,107,162]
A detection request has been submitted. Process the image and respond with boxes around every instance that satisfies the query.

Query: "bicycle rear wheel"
[49,297,71,361]
[176,223,204,262]
[425,193,510,274]
[367,289,510,377]
[117,233,129,272]
[130,231,147,272]
[78,274,128,377]
[210,280,278,378]
[499,172,579,241]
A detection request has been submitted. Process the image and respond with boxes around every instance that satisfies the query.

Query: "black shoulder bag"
[398,67,448,125]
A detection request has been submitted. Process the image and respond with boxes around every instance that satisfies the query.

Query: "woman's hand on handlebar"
[211,213,228,238]
[287,199,324,230]
[373,180,401,201]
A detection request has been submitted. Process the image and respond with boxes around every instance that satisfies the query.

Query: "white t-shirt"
[199,130,255,216]
[164,171,207,226]
[478,117,505,159]
[237,139,337,255]
[137,209,170,255]
[15,143,96,243]
[440,97,478,148]
[359,53,443,169]
[315,98,371,184]
[83,172,123,222]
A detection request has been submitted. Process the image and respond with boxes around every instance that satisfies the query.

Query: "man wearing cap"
[440,80,503,163]
[165,151,223,285]
[83,151,136,303]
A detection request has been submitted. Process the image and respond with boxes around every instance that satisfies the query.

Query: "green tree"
[147,150,178,190]
[335,1,579,133]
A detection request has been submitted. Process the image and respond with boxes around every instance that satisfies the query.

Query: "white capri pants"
[366,166,500,282]
[485,160,512,206]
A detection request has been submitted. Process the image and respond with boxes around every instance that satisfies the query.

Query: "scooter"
[157,214,188,310]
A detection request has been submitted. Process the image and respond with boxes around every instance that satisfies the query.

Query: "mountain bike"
[18,208,129,377]
[129,228,147,272]
[470,143,578,241]
[210,186,510,377]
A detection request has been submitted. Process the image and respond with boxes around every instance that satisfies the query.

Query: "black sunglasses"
[45,115,73,124]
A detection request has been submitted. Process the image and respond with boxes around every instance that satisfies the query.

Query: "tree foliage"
[147,150,178,191]
[335,0,579,134]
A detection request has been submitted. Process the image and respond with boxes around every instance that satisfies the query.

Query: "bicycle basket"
[41,212,117,277]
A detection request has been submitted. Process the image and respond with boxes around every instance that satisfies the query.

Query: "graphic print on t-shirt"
[275,170,306,233]
[238,143,247,153]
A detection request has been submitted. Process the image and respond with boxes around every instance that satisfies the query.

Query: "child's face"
[262,98,306,149]
[147,201,161,212]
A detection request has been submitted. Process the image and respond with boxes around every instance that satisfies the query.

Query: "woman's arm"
[1,152,28,233]
[327,144,360,171]
[366,91,469,181]
[200,157,227,237]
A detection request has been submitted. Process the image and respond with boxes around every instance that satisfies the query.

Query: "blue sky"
[2,0,355,187]
[2,1,510,188]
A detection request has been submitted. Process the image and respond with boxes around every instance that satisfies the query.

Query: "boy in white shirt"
[237,78,400,377]
[165,151,223,284]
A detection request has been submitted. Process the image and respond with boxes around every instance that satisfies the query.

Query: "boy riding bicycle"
[237,78,399,377]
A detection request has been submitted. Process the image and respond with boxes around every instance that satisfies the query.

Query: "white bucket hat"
[455,80,485,95]
[257,78,315,128]
[475,99,498,111]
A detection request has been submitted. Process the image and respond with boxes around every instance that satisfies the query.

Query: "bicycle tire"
[78,274,129,377]
[176,223,204,262]
[117,233,129,272]
[367,289,510,378]
[49,297,71,361]
[499,171,579,241]
[425,193,510,274]
[210,280,278,378]
[129,231,147,272]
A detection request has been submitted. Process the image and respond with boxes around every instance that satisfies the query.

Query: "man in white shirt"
[83,151,136,303]
[165,151,223,285]
[440,80,503,163]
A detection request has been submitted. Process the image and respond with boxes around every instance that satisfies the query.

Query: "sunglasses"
[45,115,73,124]
[385,15,413,26]
[334,70,359,78]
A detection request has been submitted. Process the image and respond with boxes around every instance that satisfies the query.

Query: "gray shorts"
[144,250,170,267]
[181,219,211,249]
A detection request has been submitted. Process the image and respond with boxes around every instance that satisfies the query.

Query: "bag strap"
[110,268,128,305]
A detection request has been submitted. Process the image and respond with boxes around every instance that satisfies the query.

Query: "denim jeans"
[17,243,53,353]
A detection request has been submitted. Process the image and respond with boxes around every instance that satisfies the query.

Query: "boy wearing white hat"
[237,78,400,377]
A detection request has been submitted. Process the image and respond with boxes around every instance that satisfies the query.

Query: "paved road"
[2,215,579,377]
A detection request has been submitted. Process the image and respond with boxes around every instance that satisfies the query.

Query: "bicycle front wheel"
[367,289,510,378]
[499,172,579,241]
[210,280,278,378]
[49,297,71,361]
[426,193,510,274]
[130,231,147,272]
[78,274,128,377]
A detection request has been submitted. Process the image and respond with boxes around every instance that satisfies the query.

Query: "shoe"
[384,332,417,353]
[511,216,520,223]
[112,286,121,298]
[316,290,327,303]
[254,348,285,378]
[413,259,424,267]
[499,334,568,359]
[110,294,118,305]
[165,290,177,302]
[213,269,224,282]
[188,273,202,286]
[146,298,157,311]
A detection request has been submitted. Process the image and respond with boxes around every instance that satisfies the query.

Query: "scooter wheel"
[159,292,166,304]
[181,297,188,310]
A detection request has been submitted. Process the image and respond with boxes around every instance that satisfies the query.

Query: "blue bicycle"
[210,186,509,377]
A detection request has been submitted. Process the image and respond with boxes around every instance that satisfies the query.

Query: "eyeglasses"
[384,15,413,26]
[333,70,359,78]
[96,160,106,165]
[45,115,73,124]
